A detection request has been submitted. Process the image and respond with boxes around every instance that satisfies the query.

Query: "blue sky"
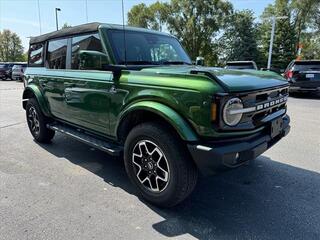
[0,0,274,50]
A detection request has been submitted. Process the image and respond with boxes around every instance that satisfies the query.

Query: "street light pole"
[55,8,61,31]
[266,16,288,69]
[267,16,276,70]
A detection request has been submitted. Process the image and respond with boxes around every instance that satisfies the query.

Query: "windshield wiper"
[160,61,192,65]
[119,61,159,65]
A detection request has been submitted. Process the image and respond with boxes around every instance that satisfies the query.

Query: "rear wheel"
[26,98,55,143]
[124,122,198,207]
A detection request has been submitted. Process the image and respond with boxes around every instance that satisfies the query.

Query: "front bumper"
[188,115,290,175]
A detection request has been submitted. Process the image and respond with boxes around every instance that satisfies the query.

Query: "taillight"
[286,70,293,79]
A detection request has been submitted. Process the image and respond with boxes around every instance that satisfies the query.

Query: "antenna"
[121,0,127,65]
[37,0,42,34]
[85,0,88,22]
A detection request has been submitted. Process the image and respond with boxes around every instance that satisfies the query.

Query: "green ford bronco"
[23,22,290,207]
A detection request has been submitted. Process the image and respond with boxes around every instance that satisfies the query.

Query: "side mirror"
[78,50,109,70]
[195,56,204,66]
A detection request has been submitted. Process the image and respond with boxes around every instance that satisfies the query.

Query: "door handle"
[109,85,117,94]
[40,81,48,87]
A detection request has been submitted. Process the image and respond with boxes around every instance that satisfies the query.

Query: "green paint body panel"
[23,84,51,117]
[116,101,198,141]
[23,23,289,142]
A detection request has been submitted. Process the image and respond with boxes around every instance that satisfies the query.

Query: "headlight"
[223,98,243,126]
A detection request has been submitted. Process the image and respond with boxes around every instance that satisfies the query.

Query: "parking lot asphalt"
[0,80,319,240]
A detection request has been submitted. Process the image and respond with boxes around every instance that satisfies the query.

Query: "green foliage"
[218,10,260,66]
[127,0,232,65]
[61,23,72,29]
[258,0,320,69]
[128,0,320,68]
[127,2,170,31]
[0,29,25,62]
[300,33,320,59]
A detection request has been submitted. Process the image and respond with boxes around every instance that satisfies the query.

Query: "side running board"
[47,123,123,156]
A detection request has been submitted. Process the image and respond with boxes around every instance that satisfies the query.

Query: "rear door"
[40,38,69,120]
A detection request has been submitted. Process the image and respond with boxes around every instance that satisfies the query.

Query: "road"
[0,81,319,240]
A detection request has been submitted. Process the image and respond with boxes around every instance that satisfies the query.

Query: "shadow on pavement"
[38,134,320,240]
[289,92,320,99]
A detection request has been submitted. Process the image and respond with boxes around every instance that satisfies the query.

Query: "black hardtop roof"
[29,22,172,45]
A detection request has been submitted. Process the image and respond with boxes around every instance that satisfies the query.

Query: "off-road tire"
[124,122,198,207]
[26,98,55,143]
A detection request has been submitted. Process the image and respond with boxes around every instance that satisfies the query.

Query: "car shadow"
[37,134,320,240]
[289,92,320,99]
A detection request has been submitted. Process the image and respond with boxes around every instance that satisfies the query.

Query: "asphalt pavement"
[0,81,319,240]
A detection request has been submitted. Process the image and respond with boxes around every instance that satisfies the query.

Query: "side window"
[29,43,44,65]
[47,38,68,69]
[71,33,104,70]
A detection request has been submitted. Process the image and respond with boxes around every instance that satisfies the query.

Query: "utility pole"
[55,8,61,31]
[267,16,288,69]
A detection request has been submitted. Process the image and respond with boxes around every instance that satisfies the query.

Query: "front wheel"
[124,122,198,207]
[26,98,55,143]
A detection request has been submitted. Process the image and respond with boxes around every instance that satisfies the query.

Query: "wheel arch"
[116,101,199,143]
[22,85,51,117]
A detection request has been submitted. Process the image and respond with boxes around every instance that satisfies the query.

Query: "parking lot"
[0,80,319,240]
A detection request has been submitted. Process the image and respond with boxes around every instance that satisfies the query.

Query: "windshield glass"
[107,30,191,65]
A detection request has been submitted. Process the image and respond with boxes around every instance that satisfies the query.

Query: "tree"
[258,0,320,69]
[0,29,25,62]
[166,0,232,65]
[128,3,150,29]
[127,2,169,31]
[218,10,259,65]
[127,0,232,65]
[61,23,72,29]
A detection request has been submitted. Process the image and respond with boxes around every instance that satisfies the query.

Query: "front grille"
[217,86,289,131]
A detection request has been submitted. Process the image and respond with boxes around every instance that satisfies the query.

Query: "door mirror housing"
[195,56,204,66]
[78,50,109,70]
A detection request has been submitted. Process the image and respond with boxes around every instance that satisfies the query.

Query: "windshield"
[107,30,191,65]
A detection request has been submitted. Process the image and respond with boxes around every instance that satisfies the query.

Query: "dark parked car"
[0,63,14,80]
[12,63,27,80]
[284,60,320,95]
[225,61,258,70]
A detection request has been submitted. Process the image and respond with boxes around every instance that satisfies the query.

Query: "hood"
[140,66,288,92]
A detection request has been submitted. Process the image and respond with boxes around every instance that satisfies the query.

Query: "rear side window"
[71,33,103,69]
[29,43,44,65]
[47,38,68,69]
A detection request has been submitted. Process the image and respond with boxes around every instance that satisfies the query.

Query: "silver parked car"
[12,63,27,80]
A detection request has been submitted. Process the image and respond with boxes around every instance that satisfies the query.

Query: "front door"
[62,70,113,135]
